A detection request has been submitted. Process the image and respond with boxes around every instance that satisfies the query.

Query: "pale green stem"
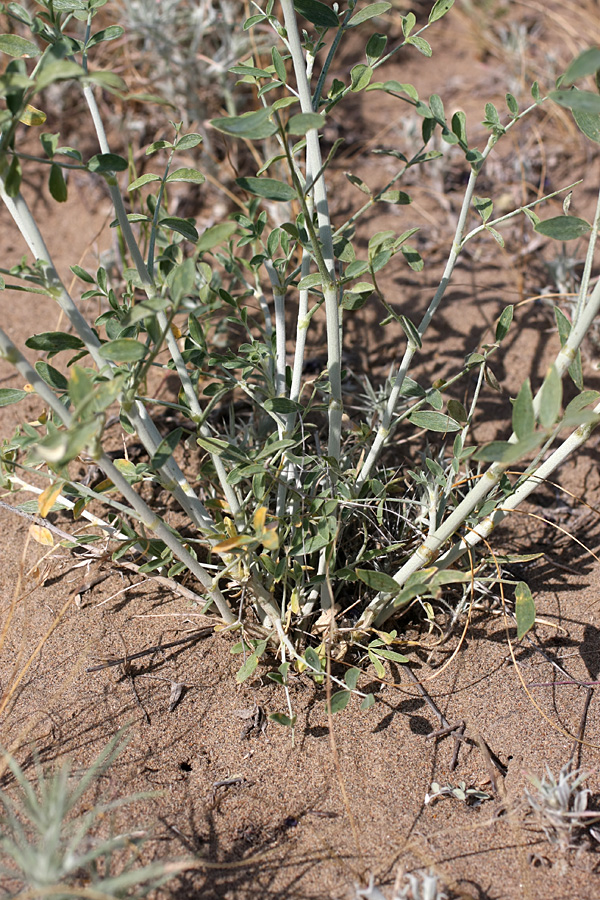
[574,183,600,324]
[82,83,240,516]
[279,0,342,463]
[0,173,220,534]
[373,398,600,628]
[0,326,235,622]
[356,138,494,488]
[359,227,600,630]
[7,472,136,542]
[357,99,546,487]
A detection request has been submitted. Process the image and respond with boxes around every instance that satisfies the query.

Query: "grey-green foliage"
[524,765,600,851]
[115,0,266,138]
[2,0,600,699]
[356,870,448,900]
[0,731,172,899]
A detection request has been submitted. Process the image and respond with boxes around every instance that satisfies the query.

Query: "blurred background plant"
[0,730,181,899]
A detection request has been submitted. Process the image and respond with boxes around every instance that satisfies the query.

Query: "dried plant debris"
[234,704,267,740]
[425,781,493,807]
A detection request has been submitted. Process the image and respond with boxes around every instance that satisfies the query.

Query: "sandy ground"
[2,2,600,898]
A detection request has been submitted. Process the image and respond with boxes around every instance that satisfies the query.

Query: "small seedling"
[425,781,493,807]
[524,764,600,851]
[356,869,449,900]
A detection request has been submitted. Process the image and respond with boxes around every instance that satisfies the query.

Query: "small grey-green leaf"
[98,338,146,363]
[535,215,591,241]
[372,647,410,664]
[34,361,68,391]
[329,690,351,713]
[345,667,360,690]
[197,222,238,252]
[0,33,39,57]
[160,217,199,241]
[128,173,161,190]
[447,398,467,424]
[263,397,301,414]
[236,652,259,683]
[408,411,461,433]
[294,0,339,27]
[398,315,421,348]
[474,195,493,223]
[539,365,562,428]
[166,166,205,184]
[151,428,183,470]
[515,581,536,639]
[355,568,399,592]
[562,48,600,86]
[348,2,391,26]
[407,35,431,56]
[429,0,455,23]
[26,332,84,352]
[350,64,373,92]
[572,108,600,143]
[236,176,296,201]
[48,163,67,202]
[495,305,514,342]
[512,379,535,440]
[360,693,376,710]
[88,153,128,173]
[0,388,28,406]
[550,89,600,114]
[210,107,278,140]
[287,112,324,135]
[304,646,322,673]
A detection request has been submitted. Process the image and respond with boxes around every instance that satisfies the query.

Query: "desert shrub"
[0,0,600,720]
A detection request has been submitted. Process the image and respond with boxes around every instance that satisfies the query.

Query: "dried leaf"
[168,682,185,712]
[29,524,54,546]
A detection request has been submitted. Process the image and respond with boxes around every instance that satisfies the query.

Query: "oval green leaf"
[98,338,147,362]
[562,48,600,86]
[236,176,296,201]
[515,581,536,640]
[534,215,591,241]
[356,568,399,593]
[572,108,600,143]
[550,89,600,113]
[166,167,205,184]
[329,690,351,713]
[429,0,455,22]
[408,411,461,432]
[294,0,339,27]
[0,34,40,57]
[25,332,84,352]
[0,388,28,406]
[287,112,324,135]
[160,217,199,241]
[348,2,391,26]
[210,107,278,140]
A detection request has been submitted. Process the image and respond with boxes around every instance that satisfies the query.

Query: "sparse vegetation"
[1,1,600,896]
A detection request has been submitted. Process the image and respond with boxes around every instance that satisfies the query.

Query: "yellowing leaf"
[253,506,267,531]
[260,524,279,551]
[29,524,54,546]
[213,535,252,553]
[38,481,63,517]
[290,588,301,615]
[20,104,47,126]
[170,323,182,339]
